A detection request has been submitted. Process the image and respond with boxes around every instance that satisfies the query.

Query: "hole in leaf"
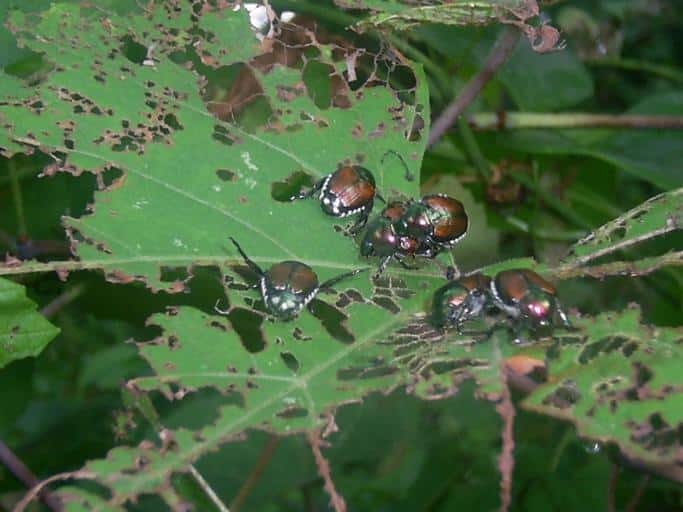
[216,169,237,182]
[163,113,183,131]
[120,36,147,64]
[308,299,354,344]
[212,124,236,146]
[227,308,266,353]
[160,266,189,283]
[303,60,334,109]
[372,296,400,314]
[276,406,309,419]
[280,352,300,374]
[292,327,312,341]
[101,167,124,189]
[271,171,315,202]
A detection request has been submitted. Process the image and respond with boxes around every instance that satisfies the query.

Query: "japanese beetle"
[431,273,492,332]
[360,202,427,275]
[228,238,367,321]
[490,269,571,341]
[396,194,468,251]
[291,165,378,232]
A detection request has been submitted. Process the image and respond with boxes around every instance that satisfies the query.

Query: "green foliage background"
[0,0,682,510]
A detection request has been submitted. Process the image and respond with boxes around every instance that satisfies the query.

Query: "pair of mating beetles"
[432,269,572,342]
[292,163,469,274]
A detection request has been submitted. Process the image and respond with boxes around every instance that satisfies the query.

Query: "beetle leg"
[320,267,369,290]
[229,237,264,276]
[375,255,393,277]
[381,149,414,182]
[556,304,572,329]
[346,206,371,235]
[289,178,323,201]
[214,298,230,316]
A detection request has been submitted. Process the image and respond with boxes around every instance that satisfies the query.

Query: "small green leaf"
[0,277,59,368]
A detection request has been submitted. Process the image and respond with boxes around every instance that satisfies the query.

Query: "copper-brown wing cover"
[460,273,492,291]
[424,195,468,242]
[381,202,407,222]
[495,269,556,303]
[267,262,318,293]
[329,166,375,208]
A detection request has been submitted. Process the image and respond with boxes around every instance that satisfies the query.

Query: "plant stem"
[14,470,97,512]
[585,57,683,84]
[428,26,520,147]
[8,159,27,236]
[456,116,492,179]
[307,431,346,512]
[0,440,63,511]
[189,464,230,512]
[40,283,87,318]
[230,436,280,512]
[469,112,683,130]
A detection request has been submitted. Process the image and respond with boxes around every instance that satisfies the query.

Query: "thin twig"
[14,470,97,512]
[497,370,516,512]
[307,431,346,512]
[188,464,230,512]
[0,440,63,511]
[625,475,650,512]
[469,112,683,130]
[428,26,520,147]
[230,436,280,512]
[40,283,87,318]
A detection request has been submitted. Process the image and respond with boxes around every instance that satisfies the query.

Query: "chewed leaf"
[0,3,428,290]
[0,277,59,368]
[524,307,683,471]
[564,187,682,265]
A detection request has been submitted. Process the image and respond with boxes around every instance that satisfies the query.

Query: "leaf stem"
[189,464,231,512]
[469,112,683,130]
[14,470,97,512]
[230,436,280,512]
[8,159,27,236]
[428,26,520,147]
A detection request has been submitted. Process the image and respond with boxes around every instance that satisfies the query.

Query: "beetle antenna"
[320,267,369,290]
[381,149,414,182]
[229,237,264,276]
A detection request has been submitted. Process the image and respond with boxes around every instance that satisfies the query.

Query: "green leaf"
[564,187,682,265]
[524,307,683,468]
[0,277,59,368]
[338,0,526,32]
[484,92,683,189]
[498,45,594,111]
[0,3,427,288]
